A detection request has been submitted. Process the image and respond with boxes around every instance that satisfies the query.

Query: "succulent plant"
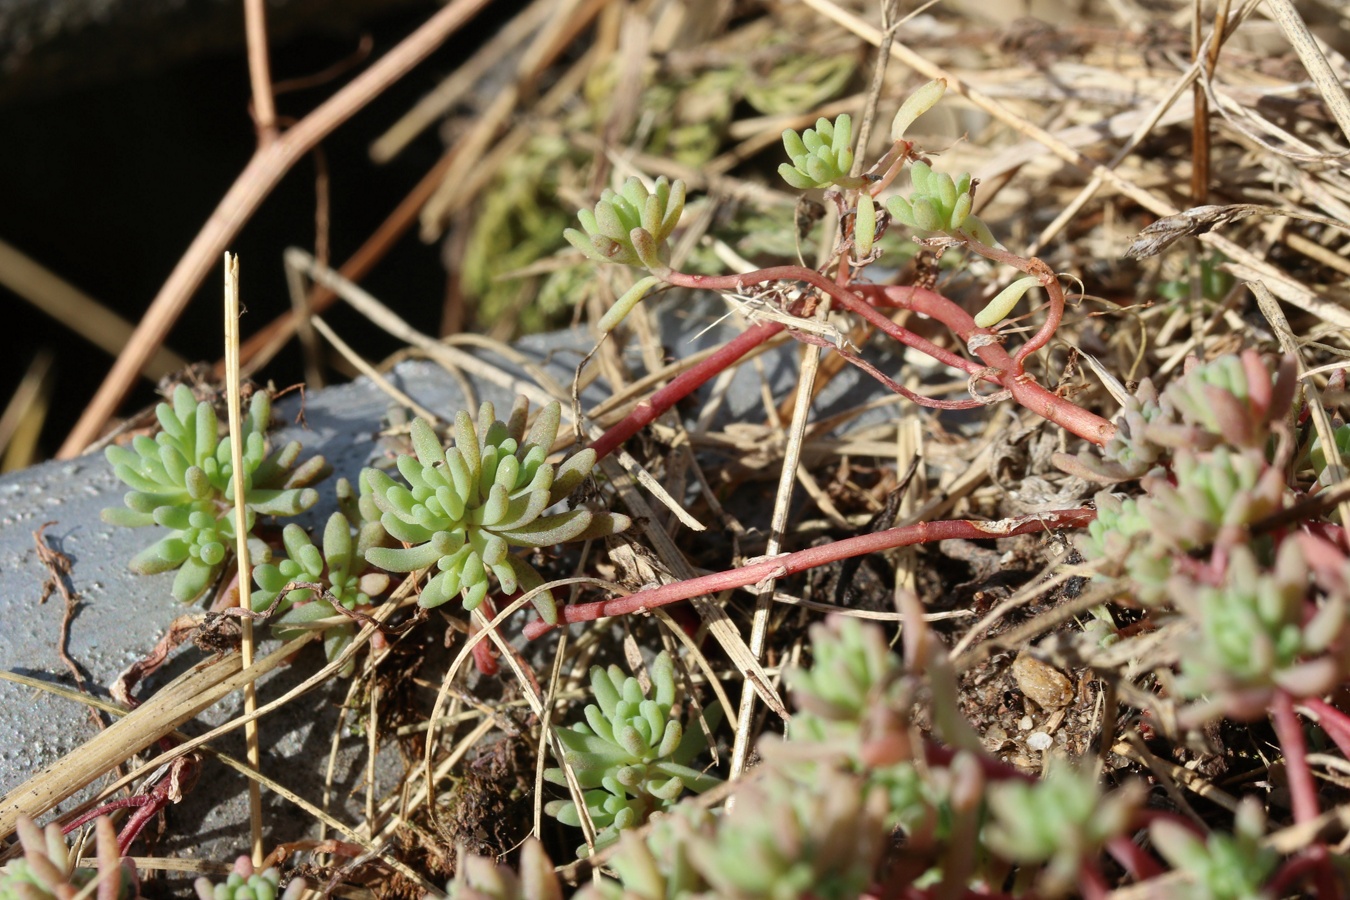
[983,764,1144,898]
[1156,352,1295,451]
[250,508,390,676]
[361,398,628,623]
[1058,379,1169,483]
[778,114,860,191]
[886,161,997,247]
[1175,542,1348,717]
[686,768,889,900]
[785,615,901,742]
[446,839,562,900]
[564,176,686,270]
[545,651,721,855]
[1149,799,1277,900]
[193,856,304,900]
[1140,447,1285,550]
[102,384,329,602]
[576,806,715,900]
[0,816,140,900]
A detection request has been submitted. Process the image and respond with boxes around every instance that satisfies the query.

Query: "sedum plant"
[777,114,860,191]
[361,397,628,623]
[545,651,722,855]
[0,816,140,900]
[250,508,390,676]
[446,839,561,900]
[102,384,329,602]
[1149,799,1277,900]
[1175,542,1348,717]
[983,764,1144,898]
[193,856,304,900]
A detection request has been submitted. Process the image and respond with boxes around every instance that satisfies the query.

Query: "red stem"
[525,508,1094,638]
[955,235,1065,366]
[866,285,1114,446]
[588,321,783,460]
[1301,697,1350,759]
[1272,690,1320,825]
[661,267,981,377]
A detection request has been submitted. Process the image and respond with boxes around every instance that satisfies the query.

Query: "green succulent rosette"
[546,651,722,855]
[101,384,329,602]
[251,509,390,676]
[361,398,628,623]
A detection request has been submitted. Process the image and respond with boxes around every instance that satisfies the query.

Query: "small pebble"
[1027,731,1053,751]
[1019,715,1034,731]
[1012,651,1074,710]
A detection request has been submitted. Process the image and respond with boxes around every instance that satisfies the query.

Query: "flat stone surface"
[0,300,906,874]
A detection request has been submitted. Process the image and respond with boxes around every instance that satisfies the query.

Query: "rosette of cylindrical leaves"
[686,768,890,900]
[0,816,140,900]
[984,765,1145,898]
[785,615,902,743]
[1057,379,1169,483]
[564,175,685,270]
[1174,542,1349,719]
[1077,492,1174,604]
[778,114,861,190]
[1155,352,1295,451]
[1139,447,1284,550]
[886,161,998,247]
[576,806,714,900]
[250,511,390,677]
[446,839,562,900]
[545,651,722,854]
[1149,798,1277,900]
[193,856,304,900]
[102,384,329,602]
[362,398,628,623]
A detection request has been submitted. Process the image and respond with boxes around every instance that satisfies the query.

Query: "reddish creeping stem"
[524,508,1094,638]
[586,266,1114,462]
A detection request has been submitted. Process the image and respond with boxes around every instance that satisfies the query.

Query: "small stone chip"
[1027,731,1053,751]
[1012,651,1074,710]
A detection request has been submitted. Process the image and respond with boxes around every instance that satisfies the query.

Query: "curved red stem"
[525,508,1094,638]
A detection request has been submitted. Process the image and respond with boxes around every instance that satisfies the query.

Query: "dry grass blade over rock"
[12,0,1350,897]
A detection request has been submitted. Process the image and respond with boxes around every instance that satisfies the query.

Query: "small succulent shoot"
[564,176,685,271]
[973,276,1042,329]
[1154,352,1296,451]
[102,384,330,602]
[886,161,999,247]
[362,398,628,623]
[1177,542,1348,718]
[778,114,864,190]
[545,651,722,855]
[686,768,889,900]
[1149,798,1277,900]
[984,764,1145,898]
[0,816,140,900]
[446,839,562,900]
[193,856,304,900]
[1139,447,1284,550]
[853,192,877,259]
[786,615,901,742]
[890,78,947,142]
[251,511,390,676]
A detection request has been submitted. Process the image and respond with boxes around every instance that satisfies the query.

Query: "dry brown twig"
[58,0,495,458]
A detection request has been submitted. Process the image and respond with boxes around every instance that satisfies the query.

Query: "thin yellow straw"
[224,252,265,865]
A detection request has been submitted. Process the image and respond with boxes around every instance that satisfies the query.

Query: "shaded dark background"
[0,0,517,461]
